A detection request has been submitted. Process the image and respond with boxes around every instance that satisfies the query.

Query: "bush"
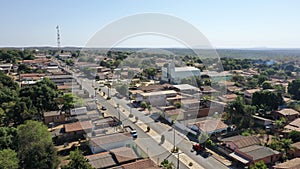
[189,162,193,166]
[128,114,134,118]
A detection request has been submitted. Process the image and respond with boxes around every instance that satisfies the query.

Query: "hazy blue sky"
[1,0,300,48]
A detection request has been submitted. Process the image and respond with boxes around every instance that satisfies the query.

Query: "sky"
[0,0,300,48]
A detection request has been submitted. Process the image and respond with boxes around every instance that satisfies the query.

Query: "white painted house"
[161,61,200,84]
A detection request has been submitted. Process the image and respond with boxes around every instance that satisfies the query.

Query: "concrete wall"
[44,114,65,124]
[90,140,133,154]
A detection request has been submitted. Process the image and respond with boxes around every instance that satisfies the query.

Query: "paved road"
[74,75,189,169]
[98,85,229,169]
[55,57,230,169]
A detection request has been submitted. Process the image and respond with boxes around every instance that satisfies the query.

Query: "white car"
[130,130,138,138]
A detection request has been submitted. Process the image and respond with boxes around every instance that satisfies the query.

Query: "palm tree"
[161,159,174,169]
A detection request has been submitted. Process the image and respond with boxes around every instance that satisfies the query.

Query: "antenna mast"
[56,25,61,52]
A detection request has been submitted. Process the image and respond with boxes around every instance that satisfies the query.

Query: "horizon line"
[1,46,300,50]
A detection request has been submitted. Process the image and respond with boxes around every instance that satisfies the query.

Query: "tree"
[61,93,83,112]
[17,120,59,169]
[19,78,59,119]
[128,69,135,79]
[275,117,287,130]
[0,127,17,150]
[18,64,32,73]
[160,159,175,169]
[141,101,148,110]
[250,161,267,169]
[258,75,268,85]
[273,84,285,94]
[231,74,244,84]
[266,68,276,76]
[61,149,94,169]
[252,90,283,111]
[142,67,157,79]
[0,149,19,169]
[262,81,273,90]
[269,137,292,159]
[288,79,300,100]
[227,96,256,129]
[198,132,209,144]
[288,130,300,142]
[174,101,182,109]
[246,77,258,89]
[242,105,256,128]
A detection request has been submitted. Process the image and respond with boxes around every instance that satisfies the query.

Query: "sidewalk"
[205,148,232,166]
[108,98,205,169]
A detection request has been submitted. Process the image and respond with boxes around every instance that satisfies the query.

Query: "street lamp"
[172,120,176,151]
[173,126,176,150]
[94,87,97,102]
[115,104,121,126]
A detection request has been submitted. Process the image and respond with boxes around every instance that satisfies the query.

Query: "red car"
[192,144,205,152]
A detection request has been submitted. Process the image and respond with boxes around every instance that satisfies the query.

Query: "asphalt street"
[75,75,189,169]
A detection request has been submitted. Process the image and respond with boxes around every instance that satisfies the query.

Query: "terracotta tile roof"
[200,86,218,93]
[22,59,51,63]
[110,147,138,163]
[227,86,243,92]
[273,158,300,169]
[285,118,300,132]
[20,73,45,78]
[221,135,246,142]
[64,120,92,133]
[233,136,261,149]
[238,145,280,161]
[181,99,200,105]
[86,152,117,169]
[191,119,228,133]
[218,81,235,86]
[245,89,261,94]
[43,111,64,117]
[121,159,160,169]
[224,94,237,100]
[57,85,71,90]
[139,84,169,92]
[165,109,185,116]
[221,135,261,149]
[292,142,300,150]
[166,95,185,100]
[277,108,300,116]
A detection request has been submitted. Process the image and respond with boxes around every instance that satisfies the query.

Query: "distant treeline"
[2,47,300,60]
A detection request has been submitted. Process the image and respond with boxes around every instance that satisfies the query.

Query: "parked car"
[192,144,205,152]
[130,130,138,138]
